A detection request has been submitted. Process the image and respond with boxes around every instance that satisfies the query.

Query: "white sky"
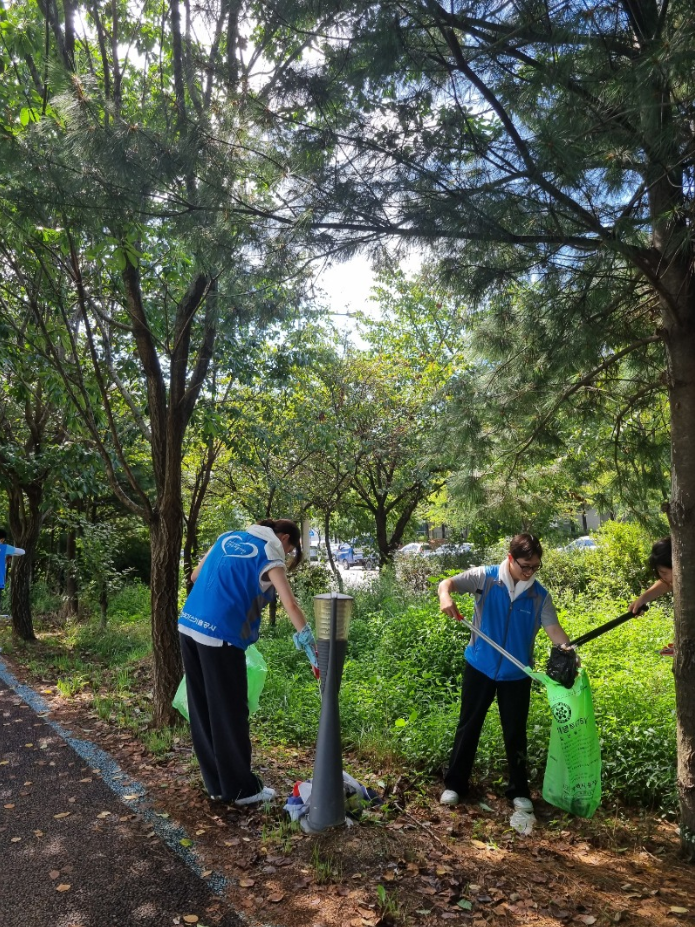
[313,250,422,346]
[314,253,380,337]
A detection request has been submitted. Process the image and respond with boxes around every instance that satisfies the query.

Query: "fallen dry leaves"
[7,659,695,927]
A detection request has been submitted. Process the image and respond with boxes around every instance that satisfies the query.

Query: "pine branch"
[512,334,664,461]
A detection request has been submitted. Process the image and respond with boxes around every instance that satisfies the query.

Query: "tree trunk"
[268,599,277,627]
[9,554,35,642]
[323,509,344,592]
[8,484,42,642]
[665,327,695,861]
[65,526,79,617]
[99,586,108,630]
[301,518,311,565]
[149,501,184,727]
[374,504,391,567]
[183,441,217,595]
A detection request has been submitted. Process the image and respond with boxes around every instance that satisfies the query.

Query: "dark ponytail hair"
[648,536,672,575]
[258,518,302,571]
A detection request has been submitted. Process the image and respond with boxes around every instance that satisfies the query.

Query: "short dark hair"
[0,528,6,541]
[648,536,671,574]
[509,533,543,560]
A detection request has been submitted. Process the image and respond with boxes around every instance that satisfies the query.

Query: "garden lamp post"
[301,592,354,834]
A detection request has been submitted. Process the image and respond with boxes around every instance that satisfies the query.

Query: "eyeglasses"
[513,558,542,574]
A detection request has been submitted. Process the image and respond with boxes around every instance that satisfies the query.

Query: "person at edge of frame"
[437,532,573,815]
[178,518,318,806]
[630,536,674,656]
[0,527,25,617]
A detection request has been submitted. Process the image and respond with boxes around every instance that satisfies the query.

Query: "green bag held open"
[172,643,268,722]
[529,666,602,818]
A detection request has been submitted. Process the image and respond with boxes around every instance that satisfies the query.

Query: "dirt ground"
[3,649,694,927]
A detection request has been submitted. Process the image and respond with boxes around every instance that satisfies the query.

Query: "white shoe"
[440,789,460,806]
[512,796,534,813]
[235,786,276,806]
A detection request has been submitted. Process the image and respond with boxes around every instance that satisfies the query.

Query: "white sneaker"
[234,786,277,806]
[512,796,534,813]
[440,789,460,806]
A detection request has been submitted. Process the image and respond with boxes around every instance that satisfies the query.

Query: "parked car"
[396,542,437,558]
[335,543,374,569]
[435,542,473,556]
[559,536,598,552]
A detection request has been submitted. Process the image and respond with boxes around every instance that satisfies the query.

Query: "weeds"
[56,674,89,697]
[311,843,342,884]
[257,531,677,809]
[376,883,404,924]
[93,695,115,721]
[142,726,180,757]
[261,817,299,855]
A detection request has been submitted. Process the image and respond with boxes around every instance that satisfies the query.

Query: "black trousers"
[179,633,262,802]
[444,662,532,800]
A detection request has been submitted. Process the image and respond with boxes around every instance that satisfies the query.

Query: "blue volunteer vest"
[464,566,547,681]
[178,530,280,648]
[0,544,12,588]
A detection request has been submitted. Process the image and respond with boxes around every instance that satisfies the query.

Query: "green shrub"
[107,581,151,625]
[541,521,655,605]
[30,579,63,615]
[394,556,438,593]
[289,562,332,613]
[586,520,656,598]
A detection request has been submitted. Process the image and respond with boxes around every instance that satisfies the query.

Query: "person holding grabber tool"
[630,536,674,655]
[438,533,573,816]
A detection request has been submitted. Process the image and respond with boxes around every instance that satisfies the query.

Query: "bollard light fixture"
[301,592,354,834]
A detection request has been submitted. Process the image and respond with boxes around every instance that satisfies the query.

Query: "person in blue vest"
[179,518,318,806]
[437,533,572,814]
[0,528,25,615]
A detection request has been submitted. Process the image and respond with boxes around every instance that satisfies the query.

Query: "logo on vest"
[221,535,259,558]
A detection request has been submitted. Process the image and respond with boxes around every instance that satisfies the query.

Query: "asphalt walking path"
[0,660,247,927]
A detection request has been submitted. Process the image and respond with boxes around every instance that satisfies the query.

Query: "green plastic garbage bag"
[244,644,268,715]
[172,644,268,722]
[528,667,602,818]
[172,675,190,721]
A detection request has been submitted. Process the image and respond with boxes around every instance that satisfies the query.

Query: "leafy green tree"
[0,0,315,724]
[333,353,445,565]
[0,290,91,639]
[339,267,462,562]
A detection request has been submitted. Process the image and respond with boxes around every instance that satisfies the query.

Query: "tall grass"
[2,581,152,719]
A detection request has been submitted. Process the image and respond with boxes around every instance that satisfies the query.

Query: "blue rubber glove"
[293,625,319,674]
